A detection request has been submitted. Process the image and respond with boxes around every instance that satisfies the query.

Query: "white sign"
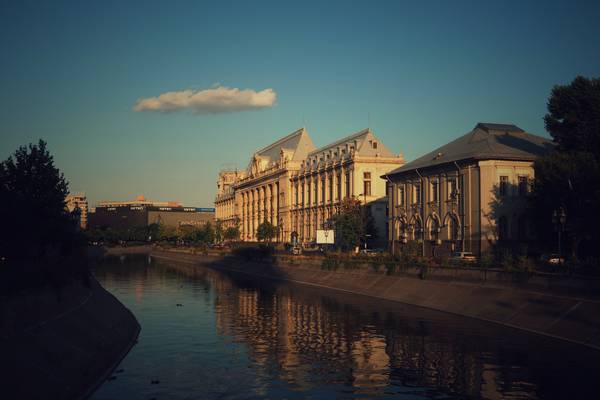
[316,229,335,244]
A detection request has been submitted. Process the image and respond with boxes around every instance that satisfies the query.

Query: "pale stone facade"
[290,129,404,247]
[215,127,404,245]
[384,123,554,256]
[215,170,245,228]
[234,128,316,242]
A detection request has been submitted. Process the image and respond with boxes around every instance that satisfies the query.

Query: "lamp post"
[358,192,368,252]
[552,207,567,262]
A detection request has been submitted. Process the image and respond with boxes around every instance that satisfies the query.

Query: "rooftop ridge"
[255,127,306,156]
[309,128,371,155]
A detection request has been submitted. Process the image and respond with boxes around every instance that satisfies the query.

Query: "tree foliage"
[0,140,86,291]
[331,198,363,251]
[256,221,277,243]
[530,76,600,257]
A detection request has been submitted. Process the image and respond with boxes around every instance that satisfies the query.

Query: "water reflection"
[92,255,597,400]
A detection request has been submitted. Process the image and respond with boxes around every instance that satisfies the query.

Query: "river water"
[90,255,597,399]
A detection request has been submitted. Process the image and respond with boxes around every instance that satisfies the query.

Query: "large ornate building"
[214,127,404,244]
[289,129,404,246]
[383,123,554,256]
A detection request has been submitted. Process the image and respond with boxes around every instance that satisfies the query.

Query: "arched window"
[447,216,459,240]
[429,218,440,240]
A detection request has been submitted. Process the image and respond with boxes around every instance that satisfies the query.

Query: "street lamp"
[357,193,369,252]
[552,207,567,261]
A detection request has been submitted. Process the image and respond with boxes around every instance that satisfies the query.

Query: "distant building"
[214,127,404,246]
[215,170,245,229]
[66,193,88,229]
[89,195,214,230]
[383,123,554,257]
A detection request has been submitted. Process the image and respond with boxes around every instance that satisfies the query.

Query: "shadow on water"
[93,254,598,400]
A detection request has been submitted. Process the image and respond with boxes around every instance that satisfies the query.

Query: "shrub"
[370,262,381,273]
[384,261,397,275]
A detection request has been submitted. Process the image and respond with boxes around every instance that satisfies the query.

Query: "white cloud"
[133,86,277,114]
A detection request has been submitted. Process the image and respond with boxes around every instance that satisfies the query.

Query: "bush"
[384,261,397,275]
[321,257,339,271]
[370,262,381,273]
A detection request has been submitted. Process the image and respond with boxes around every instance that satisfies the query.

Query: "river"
[90,255,597,399]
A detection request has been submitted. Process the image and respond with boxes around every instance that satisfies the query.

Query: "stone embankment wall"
[0,276,140,399]
[151,250,600,351]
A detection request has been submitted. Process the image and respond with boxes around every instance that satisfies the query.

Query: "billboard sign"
[316,229,335,244]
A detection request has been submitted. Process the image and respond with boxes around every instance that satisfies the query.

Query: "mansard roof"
[255,127,315,162]
[309,128,396,158]
[385,123,554,177]
[245,128,316,174]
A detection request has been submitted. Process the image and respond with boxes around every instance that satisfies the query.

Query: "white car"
[450,252,477,262]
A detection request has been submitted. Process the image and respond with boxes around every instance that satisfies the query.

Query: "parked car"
[359,249,378,256]
[540,253,566,266]
[450,252,477,263]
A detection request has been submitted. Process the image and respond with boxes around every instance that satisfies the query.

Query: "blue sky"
[1,0,599,207]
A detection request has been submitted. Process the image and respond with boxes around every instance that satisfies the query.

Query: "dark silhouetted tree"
[0,140,86,291]
[530,76,600,258]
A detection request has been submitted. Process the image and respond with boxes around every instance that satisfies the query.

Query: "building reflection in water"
[210,270,513,398]
[93,256,596,400]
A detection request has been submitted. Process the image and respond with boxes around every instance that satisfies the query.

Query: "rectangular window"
[398,185,405,206]
[363,172,371,196]
[328,175,333,202]
[301,184,305,206]
[336,174,341,200]
[518,176,528,197]
[345,173,350,197]
[307,183,311,205]
[448,178,457,199]
[313,181,318,204]
[321,178,326,203]
[431,180,439,203]
[414,184,421,204]
[364,180,371,196]
[499,176,509,196]
[372,141,378,149]
[294,184,299,206]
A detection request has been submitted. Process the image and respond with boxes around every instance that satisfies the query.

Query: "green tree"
[177,225,197,244]
[331,198,363,251]
[0,140,86,291]
[196,221,215,244]
[530,76,600,257]
[223,226,240,241]
[214,219,224,243]
[159,224,178,242]
[256,221,277,243]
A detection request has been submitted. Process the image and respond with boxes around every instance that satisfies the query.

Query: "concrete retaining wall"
[0,277,140,399]
[151,250,600,351]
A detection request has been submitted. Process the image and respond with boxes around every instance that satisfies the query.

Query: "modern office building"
[215,127,404,245]
[65,193,88,229]
[383,123,554,256]
[89,195,214,230]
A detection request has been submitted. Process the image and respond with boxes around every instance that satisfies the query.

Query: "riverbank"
[149,249,600,351]
[0,275,140,399]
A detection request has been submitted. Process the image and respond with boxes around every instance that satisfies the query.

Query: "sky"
[1,0,599,207]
